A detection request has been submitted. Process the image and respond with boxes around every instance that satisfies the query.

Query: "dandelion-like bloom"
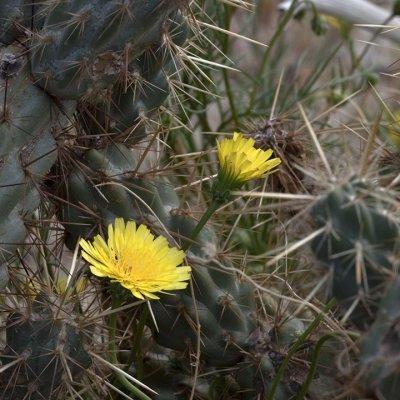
[215,132,281,194]
[79,218,191,300]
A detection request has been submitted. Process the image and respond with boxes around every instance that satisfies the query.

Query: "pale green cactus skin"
[1,0,188,149]
[309,175,400,398]
[0,44,73,267]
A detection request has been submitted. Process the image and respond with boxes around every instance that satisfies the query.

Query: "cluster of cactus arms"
[2,1,400,400]
[0,0,194,398]
[0,0,186,267]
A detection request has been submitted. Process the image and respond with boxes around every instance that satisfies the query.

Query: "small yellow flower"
[215,132,281,192]
[79,218,191,300]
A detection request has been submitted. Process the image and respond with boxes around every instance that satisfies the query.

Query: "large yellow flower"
[216,132,281,192]
[79,218,191,300]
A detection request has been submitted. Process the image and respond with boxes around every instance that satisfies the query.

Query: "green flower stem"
[124,305,150,380]
[181,199,221,252]
[109,296,152,400]
[266,299,335,400]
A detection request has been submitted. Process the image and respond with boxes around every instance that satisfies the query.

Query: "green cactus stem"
[30,1,182,100]
[0,44,73,267]
[358,278,400,399]
[0,293,91,399]
[310,176,399,327]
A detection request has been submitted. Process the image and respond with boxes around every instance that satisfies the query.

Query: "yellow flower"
[216,132,281,192]
[79,218,191,300]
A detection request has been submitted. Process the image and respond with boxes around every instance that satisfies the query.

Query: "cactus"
[1,0,189,157]
[0,0,46,44]
[310,175,399,328]
[0,1,29,44]
[77,10,189,145]
[0,44,73,267]
[356,278,400,399]
[60,143,216,255]
[4,2,388,399]
[29,1,182,100]
[0,293,92,399]
[0,1,24,44]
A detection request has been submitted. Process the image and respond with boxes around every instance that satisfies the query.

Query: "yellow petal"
[80,219,191,300]
[215,132,282,192]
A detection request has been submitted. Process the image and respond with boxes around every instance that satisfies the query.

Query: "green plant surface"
[1,0,400,399]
